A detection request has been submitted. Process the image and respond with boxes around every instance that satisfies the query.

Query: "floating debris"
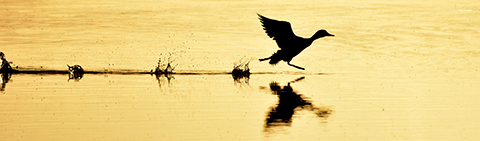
[67,64,84,81]
[67,64,84,74]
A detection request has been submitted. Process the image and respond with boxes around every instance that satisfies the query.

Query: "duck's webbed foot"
[287,62,305,70]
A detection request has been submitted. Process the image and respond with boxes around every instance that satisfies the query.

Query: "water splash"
[232,57,255,76]
[152,53,177,74]
[232,57,254,84]
[0,52,13,72]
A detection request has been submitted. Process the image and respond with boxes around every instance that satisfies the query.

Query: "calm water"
[1,0,480,140]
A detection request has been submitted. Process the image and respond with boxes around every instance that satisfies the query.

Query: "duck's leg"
[259,57,271,62]
[287,62,305,70]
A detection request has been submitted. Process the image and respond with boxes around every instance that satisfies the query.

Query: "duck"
[257,14,334,70]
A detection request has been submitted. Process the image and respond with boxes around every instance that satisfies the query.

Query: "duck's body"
[261,37,313,64]
[257,14,334,70]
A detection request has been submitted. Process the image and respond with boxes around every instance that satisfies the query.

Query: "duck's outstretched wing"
[258,14,296,43]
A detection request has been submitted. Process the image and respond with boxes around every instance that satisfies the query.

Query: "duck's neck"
[308,35,321,42]
[310,33,325,41]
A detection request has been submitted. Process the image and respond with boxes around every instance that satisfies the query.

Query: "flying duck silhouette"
[257,14,334,70]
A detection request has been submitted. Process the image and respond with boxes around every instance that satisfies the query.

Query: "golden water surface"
[1,0,480,140]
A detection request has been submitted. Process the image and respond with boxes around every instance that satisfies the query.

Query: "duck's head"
[312,29,334,40]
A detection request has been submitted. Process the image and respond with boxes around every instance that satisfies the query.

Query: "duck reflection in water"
[0,73,11,92]
[263,77,332,128]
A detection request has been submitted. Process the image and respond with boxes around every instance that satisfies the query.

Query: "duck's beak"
[327,33,335,36]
